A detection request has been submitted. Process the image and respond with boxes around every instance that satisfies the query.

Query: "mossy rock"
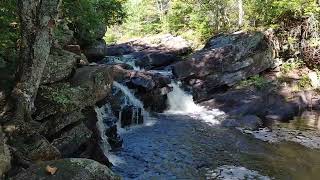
[11,158,121,180]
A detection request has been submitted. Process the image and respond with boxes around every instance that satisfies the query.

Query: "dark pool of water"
[111,114,320,180]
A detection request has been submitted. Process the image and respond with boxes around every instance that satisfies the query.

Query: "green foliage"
[62,0,126,46]
[297,74,312,89]
[239,75,269,89]
[0,0,19,92]
[281,59,305,74]
[44,84,86,110]
[108,0,320,45]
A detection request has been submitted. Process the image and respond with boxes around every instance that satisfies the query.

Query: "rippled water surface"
[111,114,320,180]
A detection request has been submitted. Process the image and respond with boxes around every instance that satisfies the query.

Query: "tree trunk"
[11,0,61,125]
[238,0,244,27]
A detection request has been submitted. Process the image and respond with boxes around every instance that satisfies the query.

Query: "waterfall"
[113,81,145,108]
[95,104,113,153]
[113,81,154,128]
[166,82,225,125]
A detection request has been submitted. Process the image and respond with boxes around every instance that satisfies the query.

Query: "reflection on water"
[280,111,320,131]
[111,114,320,180]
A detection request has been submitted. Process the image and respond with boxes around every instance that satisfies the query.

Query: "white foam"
[166,82,225,125]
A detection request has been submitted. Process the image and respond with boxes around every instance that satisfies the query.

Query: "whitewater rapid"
[166,82,225,125]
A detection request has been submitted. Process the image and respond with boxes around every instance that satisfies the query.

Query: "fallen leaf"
[46,165,58,175]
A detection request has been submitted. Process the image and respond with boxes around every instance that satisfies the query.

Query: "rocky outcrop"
[173,32,276,101]
[41,49,78,84]
[12,158,120,180]
[135,52,180,70]
[13,65,117,168]
[84,34,192,66]
[201,85,320,124]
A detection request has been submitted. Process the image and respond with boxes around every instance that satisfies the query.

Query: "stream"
[107,81,320,180]
[96,55,320,180]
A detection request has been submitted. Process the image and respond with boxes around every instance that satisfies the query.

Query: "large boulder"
[12,158,120,180]
[173,32,276,101]
[39,111,84,138]
[135,52,180,70]
[51,123,92,157]
[41,49,78,84]
[84,40,108,62]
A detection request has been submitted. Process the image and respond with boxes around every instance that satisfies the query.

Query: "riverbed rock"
[201,86,311,123]
[135,52,181,70]
[222,115,263,130]
[12,158,120,180]
[173,31,276,101]
[112,65,172,112]
[84,34,191,63]
[84,40,108,62]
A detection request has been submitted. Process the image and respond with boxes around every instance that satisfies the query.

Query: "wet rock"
[85,34,191,63]
[41,48,77,84]
[12,158,120,180]
[81,107,112,166]
[243,127,320,149]
[105,125,123,149]
[208,165,271,180]
[136,53,180,70]
[84,40,108,62]
[0,127,11,177]
[201,86,312,123]
[173,32,275,101]
[222,115,263,130]
[104,44,135,56]
[51,123,92,157]
[112,66,172,112]
[120,105,143,128]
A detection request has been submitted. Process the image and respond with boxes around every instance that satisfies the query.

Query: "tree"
[238,0,244,27]
[10,0,61,125]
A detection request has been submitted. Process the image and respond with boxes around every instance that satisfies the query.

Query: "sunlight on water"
[166,82,225,125]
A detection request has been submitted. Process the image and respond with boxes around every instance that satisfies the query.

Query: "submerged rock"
[243,127,320,149]
[12,158,120,180]
[222,115,263,130]
[207,165,271,180]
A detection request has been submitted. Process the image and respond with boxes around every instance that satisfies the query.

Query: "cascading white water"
[95,104,124,165]
[166,82,225,125]
[113,81,154,128]
[95,104,112,152]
